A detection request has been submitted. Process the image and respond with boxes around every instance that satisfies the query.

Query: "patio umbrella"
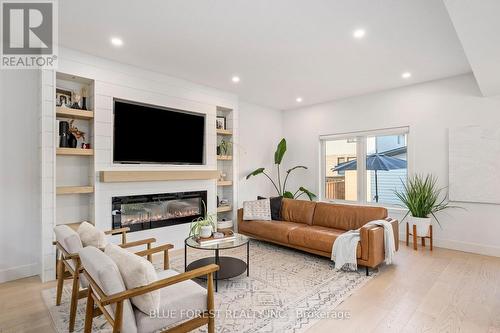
[332,153,407,202]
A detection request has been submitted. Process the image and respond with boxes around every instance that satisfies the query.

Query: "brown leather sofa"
[238,198,399,274]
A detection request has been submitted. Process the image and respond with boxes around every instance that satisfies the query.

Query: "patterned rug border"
[42,240,377,333]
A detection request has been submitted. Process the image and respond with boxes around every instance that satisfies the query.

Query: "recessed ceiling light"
[296,97,303,103]
[110,37,123,47]
[401,72,412,79]
[231,76,240,83]
[353,29,366,39]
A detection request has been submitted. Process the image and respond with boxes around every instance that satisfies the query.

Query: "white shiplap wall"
[40,48,239,281]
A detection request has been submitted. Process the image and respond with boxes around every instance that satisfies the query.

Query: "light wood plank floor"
[1,243,499,333]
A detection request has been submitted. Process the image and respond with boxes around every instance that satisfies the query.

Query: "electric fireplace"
[112,191,207,232]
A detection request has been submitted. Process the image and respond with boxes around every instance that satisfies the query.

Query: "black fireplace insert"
[112,191,207,232]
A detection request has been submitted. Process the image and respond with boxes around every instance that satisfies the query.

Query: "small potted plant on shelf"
[217,139,232,157]
[394,174,457,236]
[189,201,217,238]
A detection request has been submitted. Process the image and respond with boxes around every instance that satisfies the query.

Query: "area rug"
[42,240,375,333]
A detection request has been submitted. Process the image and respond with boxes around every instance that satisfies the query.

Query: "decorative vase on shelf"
[59,121,70,147]
[199,225,213,238]
[408,215,431,237]
[68,133,78,148]
[81,96,87,110]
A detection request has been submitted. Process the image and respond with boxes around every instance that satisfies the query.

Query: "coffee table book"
[196,231,236,246]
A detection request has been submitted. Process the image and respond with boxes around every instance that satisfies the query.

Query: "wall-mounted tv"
[113,99,205,165]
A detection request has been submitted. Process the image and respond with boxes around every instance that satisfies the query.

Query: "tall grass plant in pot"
[394,174,455,237]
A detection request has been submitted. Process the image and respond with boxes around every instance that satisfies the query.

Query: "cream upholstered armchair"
[53,223,172,332]
[79,246,219,333]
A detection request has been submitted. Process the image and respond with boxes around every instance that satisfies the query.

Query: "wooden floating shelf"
[57,148,94,156]
[100,170,219,183]
[216,106,233,113]
[56,107,94,120]
[217,155,233,161]
[56,186,94,195]
[217,180,233,186]
[216,129,233,136]
[217,205,232,213]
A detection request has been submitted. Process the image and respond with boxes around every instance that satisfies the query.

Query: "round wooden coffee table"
[184,233,249,292]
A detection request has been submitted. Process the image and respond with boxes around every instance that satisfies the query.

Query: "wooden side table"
[406,222,433,250]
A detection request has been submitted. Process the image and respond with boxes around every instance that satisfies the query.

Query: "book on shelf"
[196,230,236,246]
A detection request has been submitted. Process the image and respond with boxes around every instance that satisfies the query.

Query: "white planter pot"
[408,216,431,237]
[199,225,213,238]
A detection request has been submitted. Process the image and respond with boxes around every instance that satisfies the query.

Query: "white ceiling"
[444,0,500,97]
[59,0,471,110]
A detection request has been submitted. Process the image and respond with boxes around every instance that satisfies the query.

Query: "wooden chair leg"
[164,249,170,270]
[69,270,80,332]
[207,272,215,333]
[406,222,409,246]
[429,225,433,251]
[147,243,152,263]
[421,236,426,247]
[84,288,94,333]
[56,259,65,306]
[113,301,124,333]
[413,224,417,250]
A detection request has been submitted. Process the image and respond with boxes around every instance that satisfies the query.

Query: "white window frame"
[319,126,410,207]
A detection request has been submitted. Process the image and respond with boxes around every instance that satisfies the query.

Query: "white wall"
[282,74,500,257]
[0,70,41,283]
[238,102,283,205]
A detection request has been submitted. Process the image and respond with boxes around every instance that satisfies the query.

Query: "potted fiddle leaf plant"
[246,138,316,200]
[189,201,217,238]
[394,174,456,236]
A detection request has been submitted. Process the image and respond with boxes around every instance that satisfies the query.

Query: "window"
[321,127,408,206]
[324,138,357,201]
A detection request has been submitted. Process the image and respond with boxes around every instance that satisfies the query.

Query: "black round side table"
[184,233,250,292]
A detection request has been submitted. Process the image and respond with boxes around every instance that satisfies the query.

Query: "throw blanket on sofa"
[331,220,396,271]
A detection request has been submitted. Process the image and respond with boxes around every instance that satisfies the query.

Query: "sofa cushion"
[239,219,302,244]
[288,225,361,257]
[77,221,107,248]
[79,246,137,333]
[281,198,316,225]
[312,202,387,230]
[243,199,271,221]
[134,269,207,333]
[105,243,160,315]
[257,196,283,220]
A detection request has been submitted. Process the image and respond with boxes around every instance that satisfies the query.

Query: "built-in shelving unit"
[56,107,94,120]
[55,72,95,228]
[216,106,236,231]
[216,129,232,136]
[217,205,232,213]
[56,186,94,195]
[56,148,94,156]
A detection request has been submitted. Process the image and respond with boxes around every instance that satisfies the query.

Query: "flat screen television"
[113,99,205,164]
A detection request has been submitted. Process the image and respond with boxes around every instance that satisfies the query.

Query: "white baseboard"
[0,263,39,283]
[399,231,500,258]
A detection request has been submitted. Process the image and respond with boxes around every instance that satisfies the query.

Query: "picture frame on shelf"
[216,116,226,130]
[56,88,72,107]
